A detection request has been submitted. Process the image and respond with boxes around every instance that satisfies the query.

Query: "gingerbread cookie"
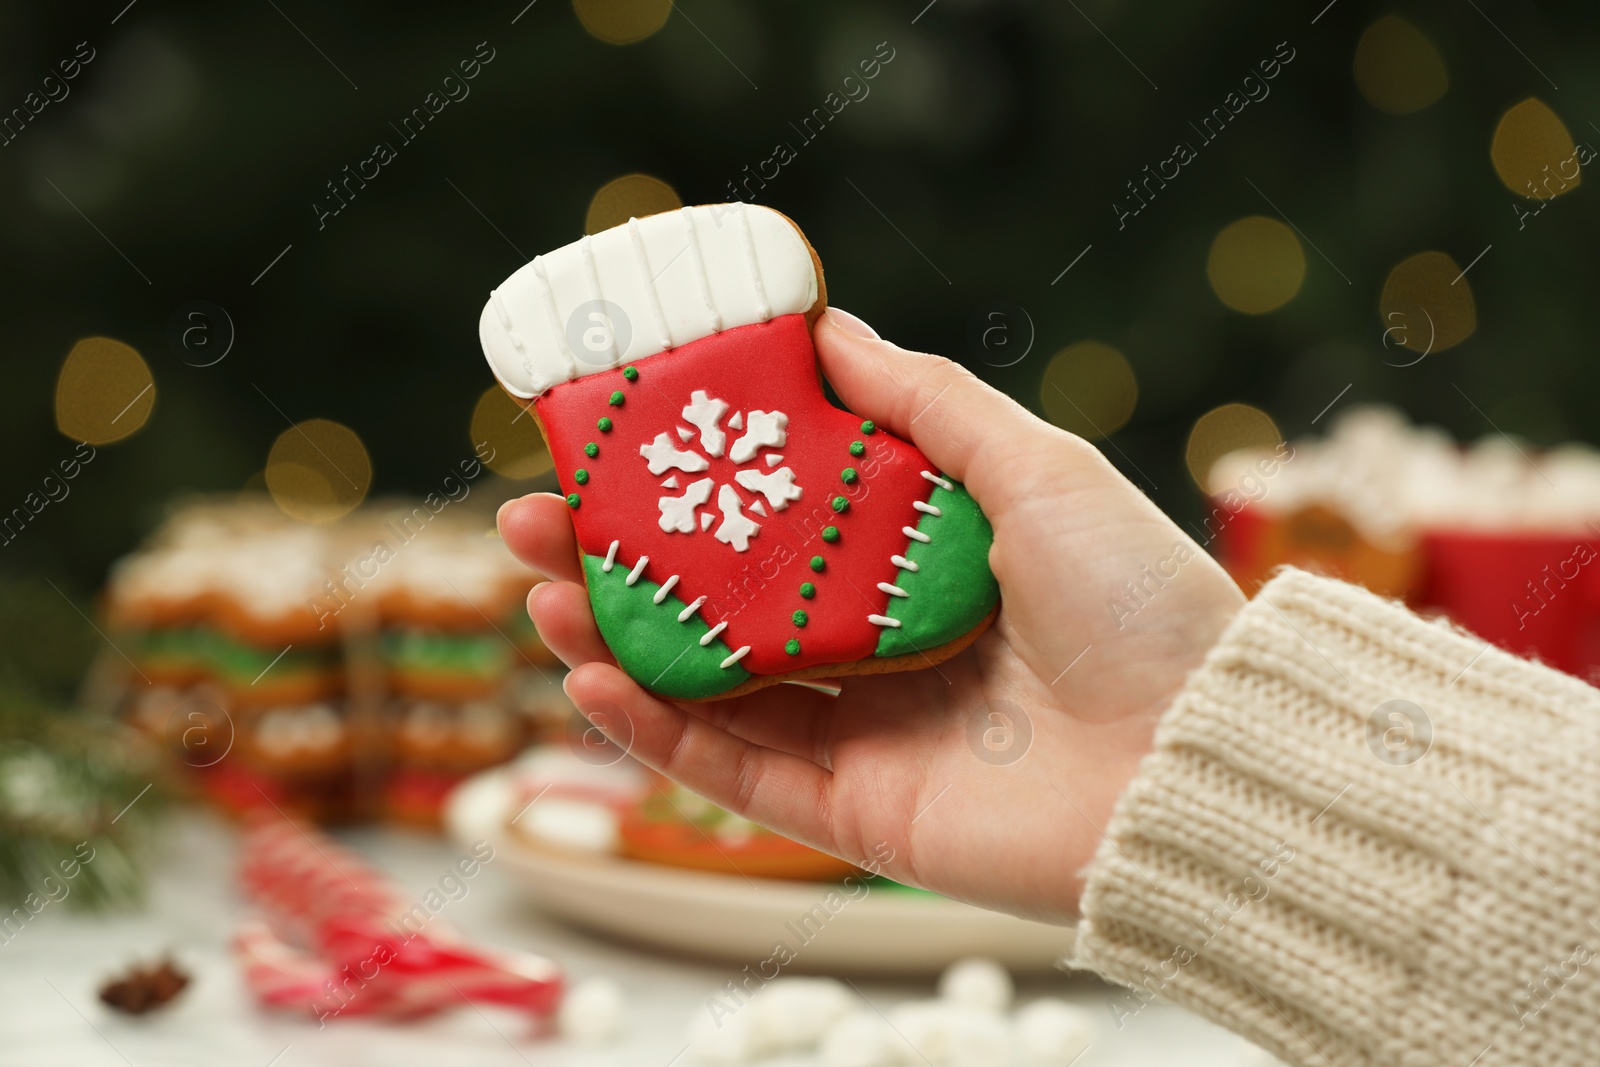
[479,203,998,700]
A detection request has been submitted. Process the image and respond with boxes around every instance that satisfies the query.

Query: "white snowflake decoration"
[644,390,799,552]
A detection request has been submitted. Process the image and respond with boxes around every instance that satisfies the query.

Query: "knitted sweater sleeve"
[1071,568,1600,1067]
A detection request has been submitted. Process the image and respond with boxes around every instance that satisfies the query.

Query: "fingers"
[814,309,1092,514]
[564,662,836,851]
[527,581,614,669]
[687,685,836,766]
[498,493,582,583]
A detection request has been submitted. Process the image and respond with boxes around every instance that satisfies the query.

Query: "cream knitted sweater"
[1073,568,1600,1067]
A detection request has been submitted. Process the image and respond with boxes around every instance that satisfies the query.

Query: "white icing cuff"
[479,203,819,398]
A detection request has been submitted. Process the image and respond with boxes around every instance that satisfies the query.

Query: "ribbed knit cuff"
[1072,568,1600,1067]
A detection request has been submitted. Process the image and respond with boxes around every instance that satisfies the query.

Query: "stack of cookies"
[103,498,561,825]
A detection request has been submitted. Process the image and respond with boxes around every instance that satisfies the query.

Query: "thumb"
[814,308,1099,515]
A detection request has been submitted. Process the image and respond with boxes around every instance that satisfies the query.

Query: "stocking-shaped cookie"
[479,203,998,700]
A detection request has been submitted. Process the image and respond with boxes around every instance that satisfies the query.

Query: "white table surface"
[0,812,1272,1067]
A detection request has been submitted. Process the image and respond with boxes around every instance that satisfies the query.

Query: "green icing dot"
[861,420,876,434]
[792,610,808,627]
[821,526,840,543]
[575,469,590,485]
[849,441,866,457]
[584,442,599,458]
[565,493,581,509]
[831,496,849,513]
[809,556,826,572]
[785,639,801,656]
[841,467,858,484]
[622,365,639,381]
[608,391,625,407]
[598,417,613,432]
[800,583,816,599]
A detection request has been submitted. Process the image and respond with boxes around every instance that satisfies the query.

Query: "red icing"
[536,314,933,677]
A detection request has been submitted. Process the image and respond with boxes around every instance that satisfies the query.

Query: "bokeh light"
[1352,16,1448,115]
[54,337,155,445]
[1038,341,1138,440]
[1205,217,1306,315]
[470,386,554,479]
[572,0,673,46]
[585,173,682,234]
[1491,97,1581,199]
[1186,403,1282,490]
[1379,251,1476,354]
[265,419,372,523]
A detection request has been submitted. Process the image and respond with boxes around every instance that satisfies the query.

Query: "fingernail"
[561,670,575,701]
[825,307,880,340]
[496,497,518,528]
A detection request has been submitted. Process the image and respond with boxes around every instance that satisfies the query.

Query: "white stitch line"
[653,574,680,604]
[890,554,918,572]
[626,555,649,586]
[868,614,901,628]
[734,201,771,320]
[913,500,942,516]
[720,645,752,669]
[920,470,954,490]
[602,540,619,572]
[877,582,909,598]
[902,525,931,544]
[677,595,707,623]
[629,217,674,351]
[579,234,621,367]
[700,621,729,646]
[681,207,721,335]
[532,257,576,380]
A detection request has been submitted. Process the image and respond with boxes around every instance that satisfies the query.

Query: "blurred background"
[5,0,1598,592]
[2,0,1599,1059]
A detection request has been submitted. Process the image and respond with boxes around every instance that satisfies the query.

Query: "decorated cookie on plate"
[620,775,858,881]
[478,203,999,700]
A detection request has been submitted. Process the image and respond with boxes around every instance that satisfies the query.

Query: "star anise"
[98,956,190,1014]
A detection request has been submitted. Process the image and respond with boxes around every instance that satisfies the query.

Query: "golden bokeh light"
[54,336,155,445]
[265,419,372,523]
[573,0,673,45]
[1186,403,1282,490]
[1379,251,1476,354]
[471,386,553,479]
[1206,216,1306,315]
[1491,97,1581,199]
[1039,341,1138,440]
[584,173,682,235]
[1352,15,1448,115]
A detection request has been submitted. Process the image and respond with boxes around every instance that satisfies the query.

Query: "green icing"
[849,441,865,457]
[785,639,801,656]
[799,583,816,599]
[622,365,639,381]
[584,442,599,458]
[382,630,510,677]
[583,554,749,700]
[130,628,336,681]
[598,417,613,432]
[821,525,839,543]
[874,479,999,659]
[566,493,581,509]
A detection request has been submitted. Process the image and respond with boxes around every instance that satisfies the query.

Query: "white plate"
[445,768,1076,976]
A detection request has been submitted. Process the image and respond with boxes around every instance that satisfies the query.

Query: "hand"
[498,308,1245,923]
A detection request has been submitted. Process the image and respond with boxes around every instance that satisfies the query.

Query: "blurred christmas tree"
[0,575,161,915]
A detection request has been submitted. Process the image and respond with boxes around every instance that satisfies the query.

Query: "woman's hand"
[498,309,1244,923]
